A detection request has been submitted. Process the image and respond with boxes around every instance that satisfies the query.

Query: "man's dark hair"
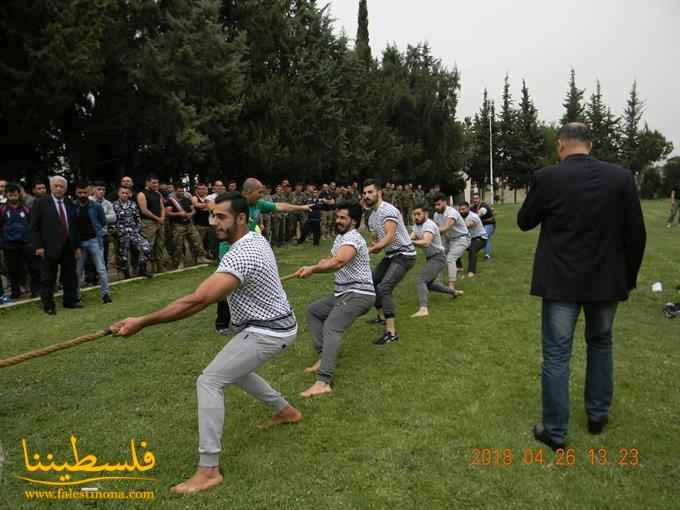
[414,202,431,214]
[433,192,448,203]
[197,181,208,187]
[145,173,159,182]
[6,182,21,194]
[558,122,592,144]
[93,180,106,188]
[363,178,382,190]
[75,180,91,190]
[215,191,249,219]
[118,185,130,191]
[336,200,363,227]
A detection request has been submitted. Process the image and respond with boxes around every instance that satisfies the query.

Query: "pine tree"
[468,90,494,190]
[621,81,644,172]
[356,0,371,66]
[561,67,585,124]
[497,73,519,189]
[513,79,545,200]
[585,80,621,163]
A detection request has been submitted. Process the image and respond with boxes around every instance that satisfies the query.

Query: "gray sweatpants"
[416,252,457,307]
[372,254,416,318]
[196,329,296,467]
[306,292,375,384]
[444,235,470,283]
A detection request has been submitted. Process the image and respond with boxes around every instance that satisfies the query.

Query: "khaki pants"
[141,219,171,273]
[170,223,206,267]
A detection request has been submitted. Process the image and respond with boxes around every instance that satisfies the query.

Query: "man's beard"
[335,223,349,235]
[414,218,425,225]
[461,211,469,218]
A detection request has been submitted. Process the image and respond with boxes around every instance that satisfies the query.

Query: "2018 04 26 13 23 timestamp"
[469,448,640,466]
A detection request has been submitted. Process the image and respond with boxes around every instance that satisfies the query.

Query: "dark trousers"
[467,237,487,274]
[298,218,321,246]
[40,241,79,309]
[3,243,41,297]
[541,300,618,443]
[372,254,416,318]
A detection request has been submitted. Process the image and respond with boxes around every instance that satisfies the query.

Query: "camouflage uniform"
[289,189,309,240]
[112,200,151,274]
[402,187,415,226]
[167,193,207,267]
[414,187,425,206]
[270,192,286,246]
[382,186,395,207]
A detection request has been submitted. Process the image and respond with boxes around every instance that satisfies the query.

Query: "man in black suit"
[31,176,82,314]
[518,123,646,450]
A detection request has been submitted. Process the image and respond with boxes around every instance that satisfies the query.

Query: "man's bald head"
[242,177,265,204]
[557,122,592,160]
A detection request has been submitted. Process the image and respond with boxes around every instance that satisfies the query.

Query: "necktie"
[58,199,68,238]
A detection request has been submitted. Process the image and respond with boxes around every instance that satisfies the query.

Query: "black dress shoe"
[532,424,566,452]
[63,302,84,309]
[102,294,112,304]
[367,316,386,325]
[44,307,57,315]
[587,417,608,434]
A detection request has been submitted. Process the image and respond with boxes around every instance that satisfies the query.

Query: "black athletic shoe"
[373,332,399,345]
[367,316,386,325]
[102,294,112,304]
[215,301,231,334]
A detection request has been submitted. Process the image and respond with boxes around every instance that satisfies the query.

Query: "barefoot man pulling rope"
[110,192,301,495]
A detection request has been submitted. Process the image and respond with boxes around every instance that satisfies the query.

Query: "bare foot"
[170,467,223,495]
[304,359,321,373]
[301,381,332,398]
[256,404,302,429]
[410,308,429,318]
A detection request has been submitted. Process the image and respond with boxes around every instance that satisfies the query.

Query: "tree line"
[0,0,674,196]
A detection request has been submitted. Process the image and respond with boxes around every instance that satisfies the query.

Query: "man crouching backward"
[110,192,301,495]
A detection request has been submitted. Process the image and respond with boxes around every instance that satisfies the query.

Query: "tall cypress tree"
[621,81,644,172]
[513,79,544,200]
[497,73,519,187]
[561,67,585,124]
[356,0,371,66]
[585,80,621,164]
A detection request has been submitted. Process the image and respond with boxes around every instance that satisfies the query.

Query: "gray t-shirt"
[332,229,375,297]
[412,219,444,258]
[216,232,297,337]
[465,211,488,239]
[434,206,469,240]
[367,201,416,258]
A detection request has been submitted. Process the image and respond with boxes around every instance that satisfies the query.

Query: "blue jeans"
[483,224,495,257]
[77,238,110,297]
[541,300,618,442]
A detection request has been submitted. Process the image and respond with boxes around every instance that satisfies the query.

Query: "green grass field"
[1,200,678,509]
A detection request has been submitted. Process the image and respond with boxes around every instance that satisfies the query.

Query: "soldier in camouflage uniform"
[382,182,395,206]
[289,182,308,241]
[319,183,335,239]
[414,184,425,205]
[394,184,405,219]
[402,183,416,226]
[270,185,286,246]
[112,186,152,278]
[165,183,210,267]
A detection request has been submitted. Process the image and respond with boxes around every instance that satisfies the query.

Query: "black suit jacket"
[31,195,81,259]
[517,154,646,302]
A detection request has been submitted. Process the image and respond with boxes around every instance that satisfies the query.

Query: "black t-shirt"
[307,197,323,220]
[140,189,163,217]
[77,203,96,241]
[168,194,193,225]
[194,196,210,226]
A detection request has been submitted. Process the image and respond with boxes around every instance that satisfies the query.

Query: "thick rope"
[0,273,300,370]
[0,329,112,369]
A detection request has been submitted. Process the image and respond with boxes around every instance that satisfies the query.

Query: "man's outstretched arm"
[111,273,240,337]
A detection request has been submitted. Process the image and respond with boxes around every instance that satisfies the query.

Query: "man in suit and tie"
[31,175,82,314]
[518,123,646,450]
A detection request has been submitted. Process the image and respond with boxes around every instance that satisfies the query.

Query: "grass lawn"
[1,200,678,509]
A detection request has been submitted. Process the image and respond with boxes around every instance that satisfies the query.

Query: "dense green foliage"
[0,1,673,195]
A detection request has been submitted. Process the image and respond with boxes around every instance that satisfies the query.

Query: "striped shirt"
[434,206,469,240]
[412,219,444,258]
[368,201,416,258]
[216,232,297,337]
[332,229,375,297]
[465,211,488,239]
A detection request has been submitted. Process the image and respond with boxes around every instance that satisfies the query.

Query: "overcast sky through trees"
[329,0,680,157]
